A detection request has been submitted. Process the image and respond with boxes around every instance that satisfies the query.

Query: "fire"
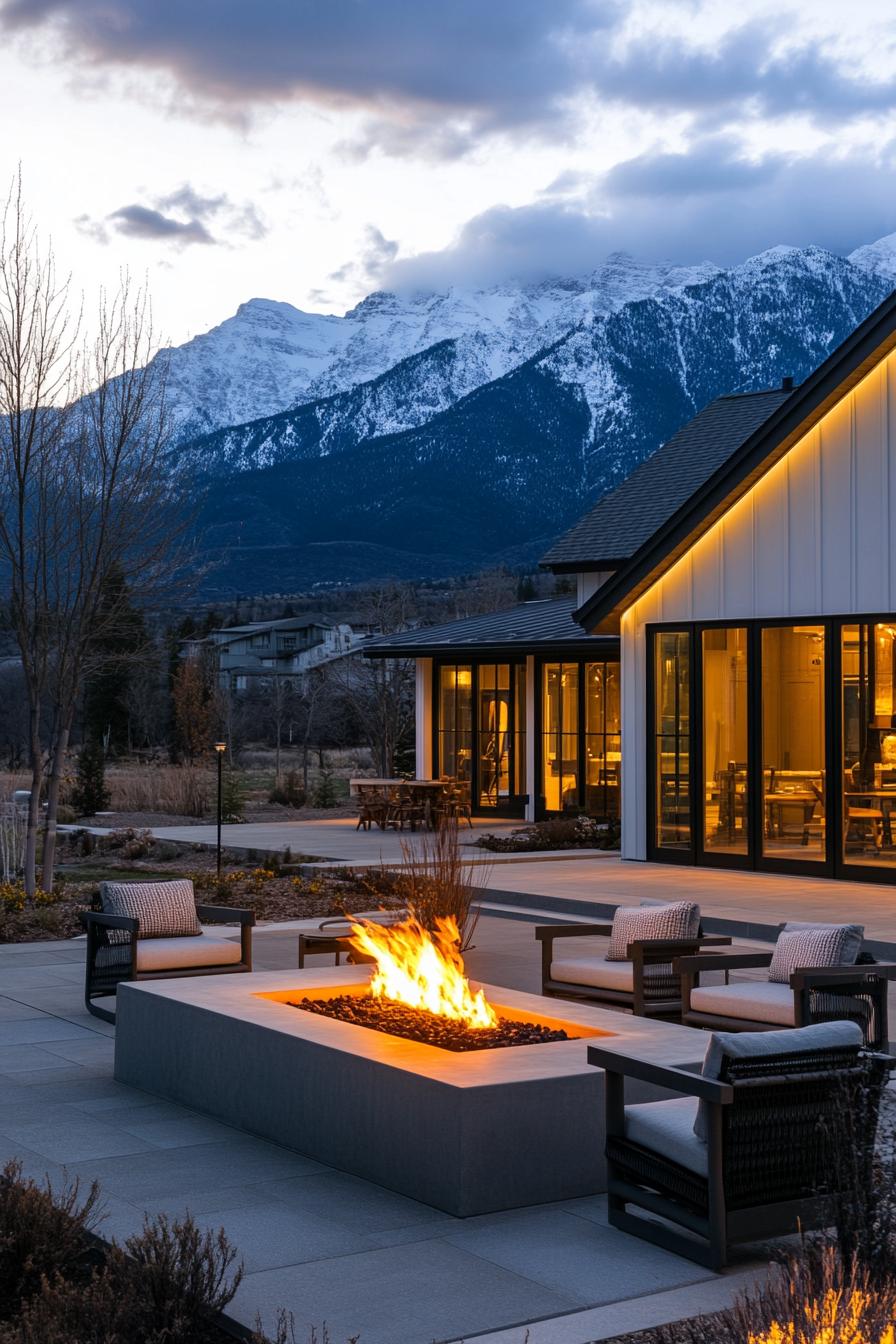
[748,1291,895,1344]
[349,913,498,1029]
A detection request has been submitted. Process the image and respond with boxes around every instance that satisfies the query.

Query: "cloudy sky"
[3,0,896,346]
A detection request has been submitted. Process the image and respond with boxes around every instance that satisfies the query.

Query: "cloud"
[324,225,400,302]
[108,203,214,244]
[75,181,268,248]
[3,1,895,157]
[597,20,896,126]
[1,0,612,152]
[377,141,896,289]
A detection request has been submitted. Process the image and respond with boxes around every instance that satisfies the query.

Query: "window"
[438,665,472,783]
[249,633,270,649]
[435,662,525,812]
[514,664,527,797]
[542,663,580,811]
[654,631,691,849]
[701,628,748,855]
[585,663,621,819]
[761,626,826,862]
[841,623,896,869]
[477,664,511,808]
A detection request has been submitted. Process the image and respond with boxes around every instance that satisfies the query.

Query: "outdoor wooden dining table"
[349,779,449,829]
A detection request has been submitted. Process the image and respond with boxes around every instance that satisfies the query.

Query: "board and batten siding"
[619,349,896,860]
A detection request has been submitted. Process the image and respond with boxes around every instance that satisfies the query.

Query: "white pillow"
[768,925,859,985]
[606,901,699,962]
[779,920,863,964]
[694,1020,863,1140]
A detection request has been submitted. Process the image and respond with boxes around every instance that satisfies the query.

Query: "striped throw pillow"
[606,901,699,961]
[100,880,201,939]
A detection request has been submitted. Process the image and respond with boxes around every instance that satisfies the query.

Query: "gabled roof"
[541,389,792,571]
[575,285,896,634]
[364,597,618,659]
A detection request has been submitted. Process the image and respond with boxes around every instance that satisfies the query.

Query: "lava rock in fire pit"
[288,995,570,1052]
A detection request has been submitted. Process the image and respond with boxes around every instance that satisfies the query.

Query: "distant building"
[183,615,378,691]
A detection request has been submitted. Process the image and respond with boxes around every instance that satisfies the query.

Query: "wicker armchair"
[536,922,731,1018]
[677,948,896,1049]
[591,1029,893,1270]
[81,902,254,1024]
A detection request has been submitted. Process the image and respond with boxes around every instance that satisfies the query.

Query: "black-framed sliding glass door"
[648,616,896,881]
[700,626,750,863]
[433,661,525,816]
[537,658,621,819]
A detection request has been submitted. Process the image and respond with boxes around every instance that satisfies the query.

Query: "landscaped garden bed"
[474,815,620,852]
[0,826,406,943]
[0,1159,358,1343]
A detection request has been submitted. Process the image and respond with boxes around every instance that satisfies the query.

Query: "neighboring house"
[368,284,896,888]
[187,615,376,690]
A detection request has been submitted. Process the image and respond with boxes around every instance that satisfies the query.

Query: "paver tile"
[270,1170,455,1235]
[117,1115,240,1148]
[0,1017,100,1045]
[190,1201,369,1273]
[443,1207,716,1305]
[232,1239,579,1344]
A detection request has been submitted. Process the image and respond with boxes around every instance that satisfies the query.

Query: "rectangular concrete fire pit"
[115,967,704,1216]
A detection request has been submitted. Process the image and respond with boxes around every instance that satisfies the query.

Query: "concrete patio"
[103,813,896,947]
[0,915,767,1344]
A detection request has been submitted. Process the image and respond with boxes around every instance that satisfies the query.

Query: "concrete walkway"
[0,917,764,1344]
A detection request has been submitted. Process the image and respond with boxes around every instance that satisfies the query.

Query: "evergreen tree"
[220,767,246,823]
[82,566,147,754]
[71,740,110,817]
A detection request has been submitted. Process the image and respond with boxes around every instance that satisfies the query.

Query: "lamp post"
[214,742,226,876]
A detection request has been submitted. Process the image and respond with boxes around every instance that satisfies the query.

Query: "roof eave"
[575,288,896,635]
[540,556,628,573]
[364,636,619,660]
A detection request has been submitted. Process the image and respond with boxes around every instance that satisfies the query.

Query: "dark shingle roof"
[541,389,793,570]
[364,597,617,658]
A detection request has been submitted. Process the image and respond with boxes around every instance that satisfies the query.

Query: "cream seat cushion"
[136,934,242,973]
[624,1096,707,1176]
[689,980,795,1027]
[550,957,634,991]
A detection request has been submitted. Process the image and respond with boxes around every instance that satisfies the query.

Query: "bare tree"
[330,586,416,777]
[0,172,77,892]
[0,175,191,891]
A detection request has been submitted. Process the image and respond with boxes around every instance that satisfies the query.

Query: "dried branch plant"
[392,820,488,951]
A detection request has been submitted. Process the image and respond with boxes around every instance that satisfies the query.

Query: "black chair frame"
[677,948,896,1050]
[536,922,730,1017]
[591,1041,893,1271]
[81,903,255,1024]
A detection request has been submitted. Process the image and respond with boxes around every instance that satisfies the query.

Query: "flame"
[748,1291,895,1344]
[348,914,498,1029]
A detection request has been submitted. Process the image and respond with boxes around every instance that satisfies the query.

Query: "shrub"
[71,741,110,817]
[220,770,246,824]
[268,771,306,808]
[0,1160,102,1320]
[389,822,485,951]
[475,815,619,853]
[122,1212,243,1339]
[0,1200,242,1344]
[311,764,339,809]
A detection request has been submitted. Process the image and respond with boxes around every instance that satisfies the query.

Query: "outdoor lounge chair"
[81,879,254,1024]
[677,921,896,1049]
[592,1021,894,1270]
[536,902,731,1018]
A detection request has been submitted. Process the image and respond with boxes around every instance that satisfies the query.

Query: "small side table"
[297,911,407,969]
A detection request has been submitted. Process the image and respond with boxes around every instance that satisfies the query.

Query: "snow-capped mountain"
[188,239,895,595]
[159,255,721,442]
